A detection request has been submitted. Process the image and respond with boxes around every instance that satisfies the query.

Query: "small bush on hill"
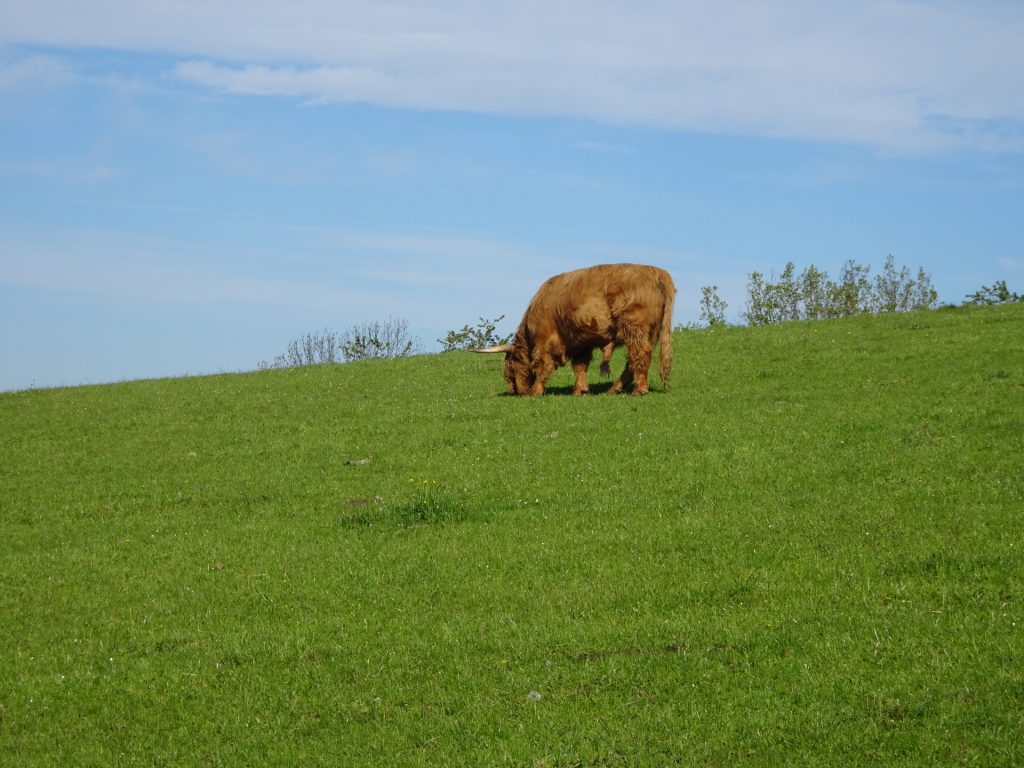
[438,316,513,351]
[699,285,728,327]
[964,280,1022,306]
[743,256,937,325]
[261,328,342,368]
[339,317,421,361]
[261,317,420,369]
[870,255,938,313]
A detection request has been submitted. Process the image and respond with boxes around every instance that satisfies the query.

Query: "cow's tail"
[658,274,676,391]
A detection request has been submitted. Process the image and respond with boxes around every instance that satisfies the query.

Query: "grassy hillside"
[2,303,1022,766]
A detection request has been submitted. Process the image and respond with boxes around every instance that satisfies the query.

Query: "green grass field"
[2,303,1022,766]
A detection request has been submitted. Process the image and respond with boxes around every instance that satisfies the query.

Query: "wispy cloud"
[0,224,543,311]
[329,232,525,260]
[571,140,633,155]
[0,239,359,310]
[0,159,120,183]
[3,2,1024,152]
[0,52,71,89]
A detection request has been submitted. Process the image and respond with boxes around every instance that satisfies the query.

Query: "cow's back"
[523,263,673,347]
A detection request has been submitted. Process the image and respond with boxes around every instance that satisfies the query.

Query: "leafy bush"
[742,257,937,326]
[964,280,1022,305]
[438,316,513,351]
[831,260,873,318]
[871,255,938,313]
[698,285,728,327]
[339,317,421,361]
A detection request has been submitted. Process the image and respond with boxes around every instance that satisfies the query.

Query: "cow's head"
[475,337,534,395]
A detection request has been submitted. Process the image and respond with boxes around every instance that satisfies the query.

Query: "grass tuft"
[340,482,481,528]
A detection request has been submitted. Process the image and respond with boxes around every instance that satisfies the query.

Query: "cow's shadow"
[549,382,618,396]
[500,381,618,397]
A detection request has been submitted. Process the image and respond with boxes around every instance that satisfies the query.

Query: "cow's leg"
[529,354,558,396]
[598,342,615,379]
[628,343,653,396]
[619,326,653,395]
[530,366,551,396]
[608,364,633,394]
[570,352,592,395]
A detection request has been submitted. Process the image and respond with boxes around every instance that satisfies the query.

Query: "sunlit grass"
[1,303,1022,766]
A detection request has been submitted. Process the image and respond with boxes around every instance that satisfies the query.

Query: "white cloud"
[0,52,71,89]
[3,2,1024,151]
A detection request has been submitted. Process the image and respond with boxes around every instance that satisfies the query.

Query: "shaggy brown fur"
[503,263,675,396]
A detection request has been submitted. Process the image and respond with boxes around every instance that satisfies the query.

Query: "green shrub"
[438,315,513,351]
[338,317,421,361]
[742,257,937,325]
[964,280,1022,305]
[698,285,728,326]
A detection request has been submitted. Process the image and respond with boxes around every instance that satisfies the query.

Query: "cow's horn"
[474,343,514,354]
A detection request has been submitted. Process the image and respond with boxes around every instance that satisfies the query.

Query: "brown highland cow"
[477,263,676,396]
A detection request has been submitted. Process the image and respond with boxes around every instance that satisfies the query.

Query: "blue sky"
[2,1,1023,391]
